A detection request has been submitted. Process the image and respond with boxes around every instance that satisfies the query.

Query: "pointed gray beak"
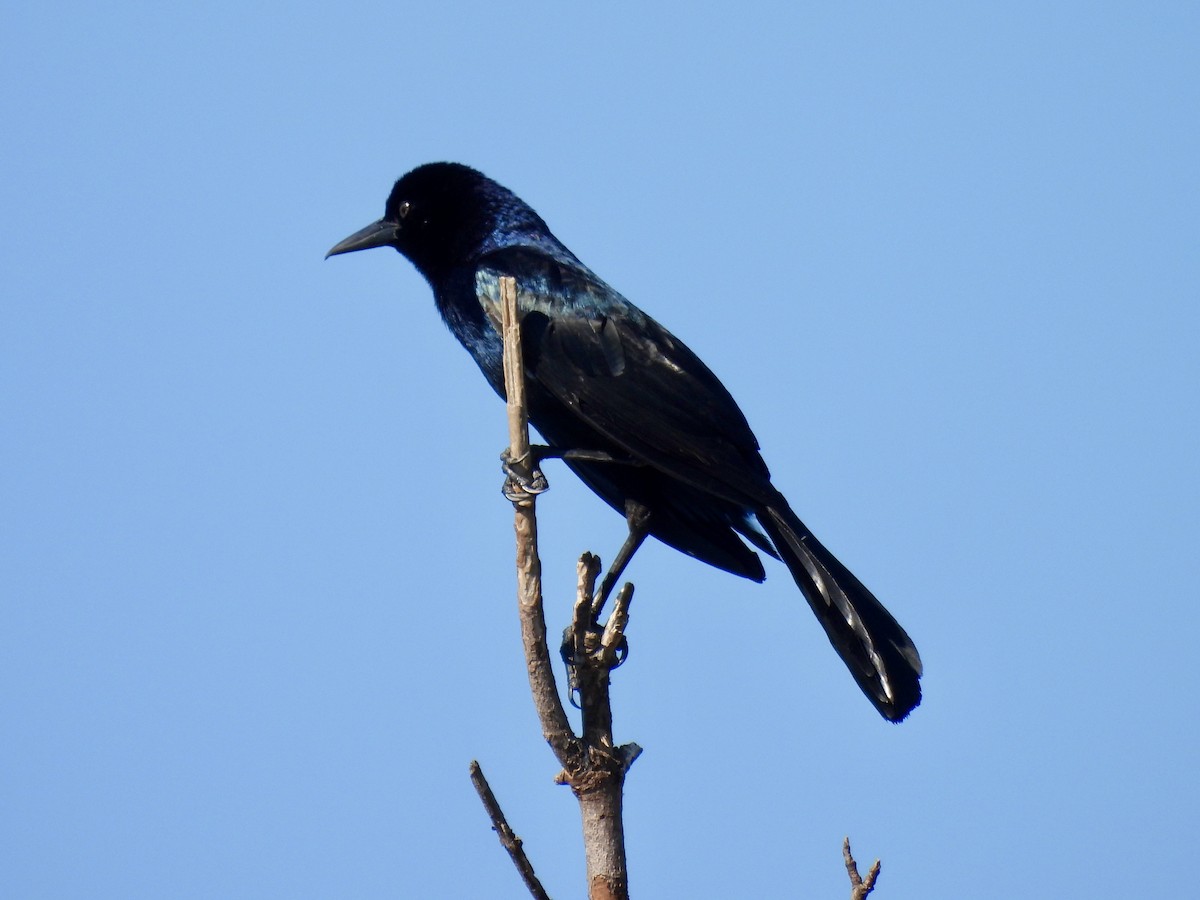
[326,219,400,258]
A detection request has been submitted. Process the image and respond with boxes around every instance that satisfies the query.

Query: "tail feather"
[758,503,922,721]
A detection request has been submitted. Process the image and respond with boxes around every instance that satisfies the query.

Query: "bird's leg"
[501,444,645,501]
[532,445,645,467]
[592,501,652,619]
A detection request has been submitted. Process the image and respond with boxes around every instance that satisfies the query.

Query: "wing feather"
[476,247,774,506]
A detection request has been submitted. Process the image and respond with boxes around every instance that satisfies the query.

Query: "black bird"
[327,163,922,721]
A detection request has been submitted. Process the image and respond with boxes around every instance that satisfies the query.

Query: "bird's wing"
[476,248,775,506]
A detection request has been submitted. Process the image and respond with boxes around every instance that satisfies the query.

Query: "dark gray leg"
[592,501,652,618]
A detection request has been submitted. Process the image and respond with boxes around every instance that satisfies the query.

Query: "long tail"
[758,502,922,721]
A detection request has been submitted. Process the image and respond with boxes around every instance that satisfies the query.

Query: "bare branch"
[469,761,552,900]
[571,553,603,670]
[843,837,881,900]
[500,276,577,763]
[497,274,636,899]
[600,583,634,665]
[501,278,532,473]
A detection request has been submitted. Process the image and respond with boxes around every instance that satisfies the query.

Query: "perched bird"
[327,163,922,721]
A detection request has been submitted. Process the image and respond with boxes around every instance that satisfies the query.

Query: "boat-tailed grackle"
[327,163,922,721]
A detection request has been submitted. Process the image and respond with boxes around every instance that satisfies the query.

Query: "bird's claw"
[501,448,549,501]
[560,621,628,686]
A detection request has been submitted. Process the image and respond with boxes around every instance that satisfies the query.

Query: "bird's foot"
[560,573,631,708]
[500,448,549,502]
[560,622,628,708]
[560,554,635,709]
[559,622,628,669]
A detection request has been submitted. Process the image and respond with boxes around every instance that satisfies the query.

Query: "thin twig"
[843,837,881,900]
[469,761,552,900]
[571,553,602,666]
[600,583,634,665]
[501,280,531,477]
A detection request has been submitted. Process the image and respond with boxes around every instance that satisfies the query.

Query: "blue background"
[3,3,1197,897]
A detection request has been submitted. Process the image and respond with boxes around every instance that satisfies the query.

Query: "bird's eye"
[398,201,412,219]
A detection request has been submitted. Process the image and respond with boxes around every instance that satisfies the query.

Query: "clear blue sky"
[3,4,1197,897]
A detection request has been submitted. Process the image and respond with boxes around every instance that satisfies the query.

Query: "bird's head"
[326,162,548,283]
